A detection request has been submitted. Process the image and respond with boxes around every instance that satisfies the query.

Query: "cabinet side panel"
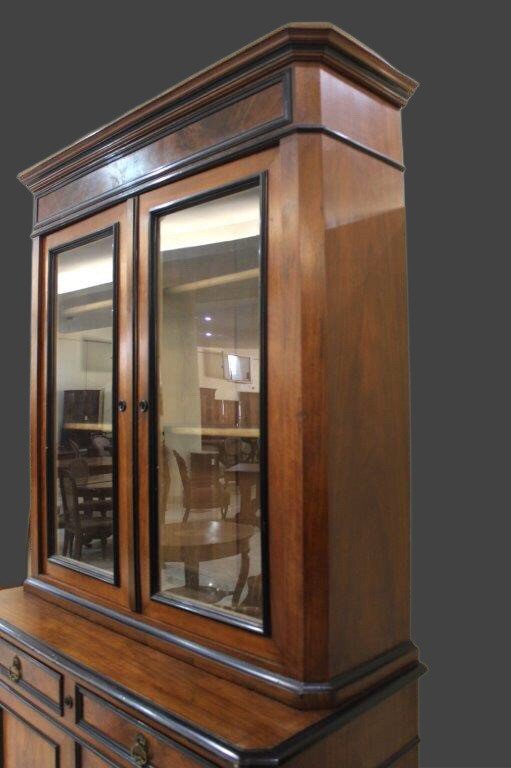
[323,136,410,673]
[319,68,404,165]
[286,682,418,767]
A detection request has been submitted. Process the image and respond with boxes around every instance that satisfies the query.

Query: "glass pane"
[155,184,265,628]
[50,232,116,579]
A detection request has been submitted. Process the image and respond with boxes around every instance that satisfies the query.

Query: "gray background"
[2,2,510,766]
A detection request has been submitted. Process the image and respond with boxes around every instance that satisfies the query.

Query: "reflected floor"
[55,485,261,611]
[55,529,114,576]
[160,485,261,614]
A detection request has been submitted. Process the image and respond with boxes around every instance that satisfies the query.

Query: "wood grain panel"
[0,588,326,750]
[2,711,59,768]
[0,589,423,765]
[0,684,75,767]
[19,24,417,195]
[38,80,286,223]
[79,746,119,768]
[393,745,419,768]
[77,687,202,768]
[39,203,135,610]
[286,682,418,767]
[136,148,295,675]
[292,64,403,165]
[0,636,62,712]
[319,67,403,164]
[322,135,411,675]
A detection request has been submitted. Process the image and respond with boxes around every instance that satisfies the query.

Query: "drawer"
[76,687,210,767]
[78,743,123,767]
[0,635,63,714]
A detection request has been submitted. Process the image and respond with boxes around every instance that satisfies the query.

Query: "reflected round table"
[160,520,255,606]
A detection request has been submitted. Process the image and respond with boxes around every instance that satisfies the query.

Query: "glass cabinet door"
[42,204,134,607]
[48,230,117,579]
[143,178,268,631]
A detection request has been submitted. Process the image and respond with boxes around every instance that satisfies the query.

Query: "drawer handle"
[8,655,22,683]
[130,733,149,766]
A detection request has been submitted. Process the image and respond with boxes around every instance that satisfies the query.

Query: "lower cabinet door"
[1,705,75,768]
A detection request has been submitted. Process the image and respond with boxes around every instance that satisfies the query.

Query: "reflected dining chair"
[173,450,230,522]
[59,470,113,561]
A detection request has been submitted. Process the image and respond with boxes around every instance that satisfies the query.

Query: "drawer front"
[78,743,122,767]
[0,636,63,713]
[76,687,211,767]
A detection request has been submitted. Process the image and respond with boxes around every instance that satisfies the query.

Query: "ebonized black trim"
[147,174,270,635]
[0,640,63,716]
[20,29,416,194]
[13,583,420,703]
[34,69,292,224]
[132,195,143,614]
[150,592,263,634]
[295,123,404,169]
[31,120,404,238]
[147,206,159,600]
[378,737,420,768]
[75,741,120,768]
[46,225,120,588]
[47,556,115,586]
[75,685,214,767]
[1,679,205,768]
[287,39,412,105]
[0,703,3,766]
[0,638,425,767]
[258,171,271,637]
[243,667,424,767]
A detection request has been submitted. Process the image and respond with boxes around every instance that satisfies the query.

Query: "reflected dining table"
[75,473,113,510]
[58,456,112,476]
[160,520,255,607]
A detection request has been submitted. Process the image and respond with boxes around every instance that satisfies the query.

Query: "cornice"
[18,23,418,195]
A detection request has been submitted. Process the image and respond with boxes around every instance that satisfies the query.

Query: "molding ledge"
[25,577,421,710]
[18,23,418,196]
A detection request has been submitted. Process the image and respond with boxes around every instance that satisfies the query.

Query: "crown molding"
[18,23,418,195]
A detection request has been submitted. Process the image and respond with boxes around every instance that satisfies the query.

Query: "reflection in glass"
[155,184,265,627]
[50,233,116,578]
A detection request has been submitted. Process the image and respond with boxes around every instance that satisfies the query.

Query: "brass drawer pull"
[130,733,149,766]
[8,655,22,683]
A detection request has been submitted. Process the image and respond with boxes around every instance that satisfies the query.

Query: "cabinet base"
[0,587,424,767]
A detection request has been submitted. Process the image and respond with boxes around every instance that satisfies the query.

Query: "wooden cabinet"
[4,22,423,767]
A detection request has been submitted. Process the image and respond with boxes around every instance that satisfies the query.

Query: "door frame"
[136,147,305,675]
[33,201,136,610]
